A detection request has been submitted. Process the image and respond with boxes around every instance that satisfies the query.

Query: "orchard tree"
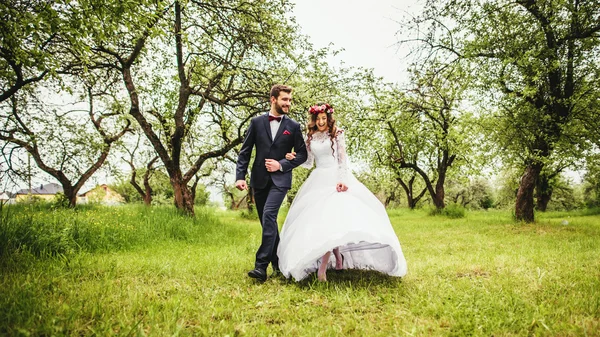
[73,0,328,215]
[0,0,77,103]
[399,0,600,221]
[120,133,160,205]
[351,65,476,210]
[0,77,131,206]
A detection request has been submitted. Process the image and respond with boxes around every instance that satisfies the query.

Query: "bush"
[479,195,494,210]
[428,203,466,218]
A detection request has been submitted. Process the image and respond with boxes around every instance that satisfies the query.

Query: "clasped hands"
[235,158,281,191]
[285,152,348,192]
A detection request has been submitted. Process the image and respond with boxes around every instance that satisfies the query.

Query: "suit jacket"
[236,113,307,189]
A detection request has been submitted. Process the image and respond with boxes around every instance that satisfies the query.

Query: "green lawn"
[1,205,599,336]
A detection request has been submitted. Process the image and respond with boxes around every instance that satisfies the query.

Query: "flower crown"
[308,103,334,115]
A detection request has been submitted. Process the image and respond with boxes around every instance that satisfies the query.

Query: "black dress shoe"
[247,268,267,282]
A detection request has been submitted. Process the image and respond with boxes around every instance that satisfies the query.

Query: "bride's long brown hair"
[306,103,338,156]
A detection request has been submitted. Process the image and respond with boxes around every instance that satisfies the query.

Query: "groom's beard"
[275,102,289,115]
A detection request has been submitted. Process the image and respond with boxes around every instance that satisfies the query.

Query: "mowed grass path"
[1,206,599,336]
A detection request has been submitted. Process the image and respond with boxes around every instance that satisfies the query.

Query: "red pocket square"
[283,130,291,135]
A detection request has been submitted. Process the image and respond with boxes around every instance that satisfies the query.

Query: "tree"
[400,0,600,221]
[0,77,131,206]
[121,133,160,206]
[351,65,475,210]
[74,0,317,215]
[0,0,75,103]
[447,178,495,210]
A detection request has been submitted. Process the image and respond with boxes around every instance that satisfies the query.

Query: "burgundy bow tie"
[269,115,282,122]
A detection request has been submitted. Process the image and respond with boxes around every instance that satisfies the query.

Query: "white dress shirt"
[269,114,285,171]
[269,114,283,141]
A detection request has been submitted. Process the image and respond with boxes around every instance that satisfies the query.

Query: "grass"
[1,205,599,336]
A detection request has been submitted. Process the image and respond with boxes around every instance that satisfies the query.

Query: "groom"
[235,84,308,282]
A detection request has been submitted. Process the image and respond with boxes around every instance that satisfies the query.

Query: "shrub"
[427,203,466,218]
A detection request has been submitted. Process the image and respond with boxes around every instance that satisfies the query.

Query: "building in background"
[77,184,125,205]
[15,183,63,202]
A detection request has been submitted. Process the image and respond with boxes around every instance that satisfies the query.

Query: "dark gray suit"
[236,113,307,270]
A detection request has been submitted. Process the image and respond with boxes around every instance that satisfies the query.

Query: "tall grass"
[0,204,221,259]
[1,205,599,336]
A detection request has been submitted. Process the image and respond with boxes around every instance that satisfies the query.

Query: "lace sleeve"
[300,136,314,169]
[336,130,349,184]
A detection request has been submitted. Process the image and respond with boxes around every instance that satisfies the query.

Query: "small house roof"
[15,183,63,195]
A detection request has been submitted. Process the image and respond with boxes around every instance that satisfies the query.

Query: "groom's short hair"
[270,84,293,99]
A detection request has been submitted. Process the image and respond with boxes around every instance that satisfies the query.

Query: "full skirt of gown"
[277,166,408,281]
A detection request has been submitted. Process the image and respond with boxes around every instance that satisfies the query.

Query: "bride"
[277,103,407,282]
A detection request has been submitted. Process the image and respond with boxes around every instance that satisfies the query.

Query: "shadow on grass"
[281,269,403,289]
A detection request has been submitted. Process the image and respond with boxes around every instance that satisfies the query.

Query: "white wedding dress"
[278,130,407,281]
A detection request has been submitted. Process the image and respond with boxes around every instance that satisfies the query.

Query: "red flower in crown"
[308,103,334,115]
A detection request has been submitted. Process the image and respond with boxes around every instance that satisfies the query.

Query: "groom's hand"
[235,180,247,190]
[285,152,296,160]
[265,159,281,172]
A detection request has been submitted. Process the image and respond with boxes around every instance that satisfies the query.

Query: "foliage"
[399,0,600,222]
[583,152,600,208]
[286,165,311,205]
[0,76,131,207]
[541,175,583,211]
[72,0,320,215]
[193,184,209,206]
[221,183,251,210]
[51,192,70,208]
[0,0,80,102]
[15,195,45,205]
[111,170,173,203]
[348,64,477,210]
[493,168,522,209]
[110,170,209,206]
[239,207,259,220]
[355,168,407,208]
[446,177,495,210]
[427,203,466,218]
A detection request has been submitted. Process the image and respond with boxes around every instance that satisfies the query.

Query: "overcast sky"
[291,0,424,84]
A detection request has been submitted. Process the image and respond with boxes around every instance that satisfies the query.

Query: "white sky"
[291,0,424,84]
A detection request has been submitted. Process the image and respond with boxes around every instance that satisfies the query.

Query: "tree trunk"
[129,169,153,206]
[432,184,445,209]
[384,191,395,207]
[143,193,152,206]
[515,163,543,222]
[535,173,553,212]
[62,185,77,208]
[432,167,447,209]
[397,175,427,209]
[171,174,194,216]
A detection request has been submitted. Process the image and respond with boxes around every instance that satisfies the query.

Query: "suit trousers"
[253,177,289,271]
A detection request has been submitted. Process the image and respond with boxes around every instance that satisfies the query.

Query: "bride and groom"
[235,84,407,282]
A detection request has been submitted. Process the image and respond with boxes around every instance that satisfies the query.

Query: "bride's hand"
[336,182,348,192]
[285,152,296,160]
